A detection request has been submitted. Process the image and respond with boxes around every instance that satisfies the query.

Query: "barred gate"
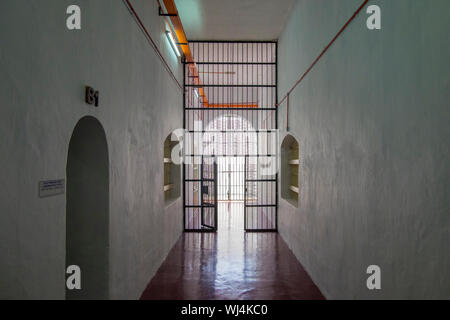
[183,41,278,232]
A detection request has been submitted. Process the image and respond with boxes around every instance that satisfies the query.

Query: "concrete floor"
[141,202,324,300]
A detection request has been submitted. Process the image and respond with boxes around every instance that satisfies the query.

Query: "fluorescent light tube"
[165,31,181,57]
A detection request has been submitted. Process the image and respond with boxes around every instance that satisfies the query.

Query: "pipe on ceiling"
[159,0,209,107]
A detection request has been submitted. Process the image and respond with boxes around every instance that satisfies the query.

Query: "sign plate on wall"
[39,179,65,198]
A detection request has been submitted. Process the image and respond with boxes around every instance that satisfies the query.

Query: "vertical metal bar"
[275,42,279,231]
[244,155,247,231]
[183,60,186,231]
[201,155,204,228]
[214,157,218,231]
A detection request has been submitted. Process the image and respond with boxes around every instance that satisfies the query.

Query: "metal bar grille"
[183,41,278,232]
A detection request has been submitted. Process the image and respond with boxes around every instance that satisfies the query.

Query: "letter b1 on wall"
[85,86,99,107]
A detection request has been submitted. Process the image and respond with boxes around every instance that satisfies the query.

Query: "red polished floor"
[140,202,324,300]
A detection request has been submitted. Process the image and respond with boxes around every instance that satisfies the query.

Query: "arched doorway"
[66,116,109,299]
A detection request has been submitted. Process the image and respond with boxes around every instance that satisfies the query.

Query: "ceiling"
[174,0,296,41]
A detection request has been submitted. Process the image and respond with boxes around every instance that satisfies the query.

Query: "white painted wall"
[0,0,183,299]
[278,0,450,299]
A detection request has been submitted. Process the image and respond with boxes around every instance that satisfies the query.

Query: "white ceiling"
[174,0,297,41]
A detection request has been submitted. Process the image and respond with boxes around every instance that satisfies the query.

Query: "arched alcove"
[281,134,299,207]
[66,116,109,299]
[164,132,181,204]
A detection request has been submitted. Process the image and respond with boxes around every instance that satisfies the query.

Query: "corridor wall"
[277,0,449,299]
[0,0,183,299]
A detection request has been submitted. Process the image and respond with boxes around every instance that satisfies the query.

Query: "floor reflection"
[140,202,324,300]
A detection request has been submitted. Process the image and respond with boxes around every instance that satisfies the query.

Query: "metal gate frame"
[217,156,246,202]
[184,155,218,233]
[244,155,278,232]
[200,155,218,231]
[183,40,278,233]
